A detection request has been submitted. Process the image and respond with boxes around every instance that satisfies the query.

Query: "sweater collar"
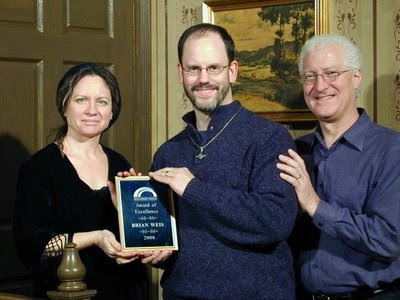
[183,100,243,144]
[183,100,242,131]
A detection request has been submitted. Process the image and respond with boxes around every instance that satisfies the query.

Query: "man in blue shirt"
[277,34,400,299]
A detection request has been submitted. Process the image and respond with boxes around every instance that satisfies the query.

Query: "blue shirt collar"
[313,108,372,152]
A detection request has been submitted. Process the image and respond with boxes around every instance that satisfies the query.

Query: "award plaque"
[115,176,178,251]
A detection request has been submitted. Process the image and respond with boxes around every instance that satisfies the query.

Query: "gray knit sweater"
[151,100,297,299]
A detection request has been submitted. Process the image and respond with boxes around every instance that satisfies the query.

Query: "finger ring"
[165,171,169,177]
[295,174,301,180]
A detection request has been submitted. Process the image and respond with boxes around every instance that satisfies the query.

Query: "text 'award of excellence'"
[115,176,178,251]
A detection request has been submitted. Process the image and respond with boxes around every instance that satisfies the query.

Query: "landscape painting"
[203,0,324,121]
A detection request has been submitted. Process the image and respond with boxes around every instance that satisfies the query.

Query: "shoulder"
[237,107,294,144]
[239,107,285,130]
[355,109,400,148]
[366,123,400,149]
[18,143,62,183]
[369,122,400,139]
[157,127,187,149]
[24,143,61,167]
[152,129,186,161]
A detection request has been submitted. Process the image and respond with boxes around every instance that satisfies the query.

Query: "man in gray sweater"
[146,23,298,299]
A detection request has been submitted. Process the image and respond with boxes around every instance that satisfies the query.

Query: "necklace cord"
[187,106,243,153]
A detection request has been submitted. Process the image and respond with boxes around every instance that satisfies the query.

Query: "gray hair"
[298,34,362,97]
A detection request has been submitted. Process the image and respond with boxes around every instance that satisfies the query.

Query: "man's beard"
[184,82,230,114]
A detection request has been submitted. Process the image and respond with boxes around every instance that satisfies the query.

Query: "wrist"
[306,195,320,217]
[67,232,74,243]
[93,230,102,246]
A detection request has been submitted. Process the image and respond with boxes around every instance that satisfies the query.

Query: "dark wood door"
[0,0,151,295]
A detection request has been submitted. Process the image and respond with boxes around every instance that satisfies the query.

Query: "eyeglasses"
[302,70,352,84]
[181,64,229,76]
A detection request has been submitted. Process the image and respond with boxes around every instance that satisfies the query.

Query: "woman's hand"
[94,230,141,264]
[108,168,142,208]
[67,230,141,264]
[141,250,173,265]
[115,251,142,265]
[93,229,122,258]
[116,167,142,178]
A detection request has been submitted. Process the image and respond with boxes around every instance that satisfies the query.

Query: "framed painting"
[203,0,328,122]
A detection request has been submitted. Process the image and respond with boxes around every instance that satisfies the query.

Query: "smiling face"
[302,44,361,123]
[64,75,113,140]
[178,32,238,114]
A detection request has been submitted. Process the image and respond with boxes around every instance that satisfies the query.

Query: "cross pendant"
[195,147,206,159]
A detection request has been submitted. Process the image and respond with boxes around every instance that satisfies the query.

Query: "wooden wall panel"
[0,0,142,295]
[327,0,400,130]
[0,58,41,289]
[0,1,38,29]
[329,0,374,117]
[0,60,41,221]
[376,1,400,130]
[0,60,41,153]
[65,0,111,35]
[151,0,201,146]
[0,61,40,281]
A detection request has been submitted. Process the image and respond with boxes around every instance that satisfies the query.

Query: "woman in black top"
[13,63,148,299]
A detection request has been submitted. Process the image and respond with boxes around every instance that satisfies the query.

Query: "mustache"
[191,84,218,91]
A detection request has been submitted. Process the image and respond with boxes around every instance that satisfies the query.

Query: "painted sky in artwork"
[215,7,303,52]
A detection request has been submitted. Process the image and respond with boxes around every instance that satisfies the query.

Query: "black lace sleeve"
[41,233,68,259]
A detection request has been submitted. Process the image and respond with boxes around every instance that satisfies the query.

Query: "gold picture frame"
[203,0,328,122]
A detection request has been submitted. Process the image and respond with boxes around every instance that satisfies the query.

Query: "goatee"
[184,83,230,114]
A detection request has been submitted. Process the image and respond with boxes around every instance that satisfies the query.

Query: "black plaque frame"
[115,176,178,251]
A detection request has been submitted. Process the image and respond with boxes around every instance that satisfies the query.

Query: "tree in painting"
[228,2,315,112]
[256,3,314,109]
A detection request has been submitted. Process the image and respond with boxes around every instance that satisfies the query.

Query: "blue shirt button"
[312,264,318,269]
